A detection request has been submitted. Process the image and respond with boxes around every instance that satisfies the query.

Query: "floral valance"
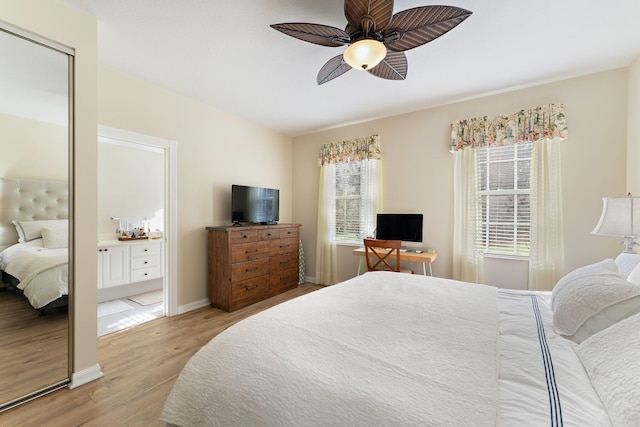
[450,103,568,152]
[317,134,382,166]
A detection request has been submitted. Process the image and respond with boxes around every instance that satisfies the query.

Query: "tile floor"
[97,297,164,336]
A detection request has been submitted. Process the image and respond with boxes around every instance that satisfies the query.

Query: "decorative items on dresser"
[206,224,301,312]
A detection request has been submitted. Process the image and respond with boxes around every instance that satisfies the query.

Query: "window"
[333,160,377,244]
[477,143,532,256]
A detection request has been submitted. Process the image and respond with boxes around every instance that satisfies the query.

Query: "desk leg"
[357,258,363,276]
[421,262,433,276]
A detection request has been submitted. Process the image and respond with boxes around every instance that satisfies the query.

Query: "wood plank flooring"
[0,290,68,406]
[0,283,323,426]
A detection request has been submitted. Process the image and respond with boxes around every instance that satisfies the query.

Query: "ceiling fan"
[271,0,472,85]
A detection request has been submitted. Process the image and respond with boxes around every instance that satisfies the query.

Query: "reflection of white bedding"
[162,272,611,427]
[0,239,68,309]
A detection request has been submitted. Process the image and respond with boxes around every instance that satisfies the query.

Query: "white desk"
[352,247,438,276]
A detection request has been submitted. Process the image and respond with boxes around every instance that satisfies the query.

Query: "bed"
[161,261,640,426]
[0,178,69,312]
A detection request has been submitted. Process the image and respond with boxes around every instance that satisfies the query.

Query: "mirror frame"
[0,21,74,411]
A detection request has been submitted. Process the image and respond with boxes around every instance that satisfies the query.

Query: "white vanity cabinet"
[97,240,163,289]
[130,243,162,282]
[98,245,130,288]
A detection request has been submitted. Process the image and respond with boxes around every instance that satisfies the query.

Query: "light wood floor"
[0,283,323,426]
[0,290,68,406]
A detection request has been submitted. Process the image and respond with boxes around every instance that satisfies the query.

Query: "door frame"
[97,125,178,316]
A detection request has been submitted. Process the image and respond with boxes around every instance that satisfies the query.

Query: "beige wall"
[293,69,628,285]
[1,0,99,376]
[628,56,640,194]
[97,142,164,235]
[97,64,294,306]
[0,113,67,180]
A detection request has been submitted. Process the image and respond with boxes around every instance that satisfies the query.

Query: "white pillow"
[575,312,640,427]
[11,219,68,243]
[626,260,640,285]
[41,226,69,249]
[551,259,640,342]
[614,252,640,278]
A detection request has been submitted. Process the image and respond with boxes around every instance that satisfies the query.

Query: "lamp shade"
[592,196,640,254]
[343,39,387,71]
[592,196,640,237]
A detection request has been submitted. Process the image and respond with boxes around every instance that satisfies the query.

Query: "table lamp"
[592,194,640,254]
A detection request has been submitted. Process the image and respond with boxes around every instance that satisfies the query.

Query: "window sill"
[482,253,529,261]
[335,242,362,248]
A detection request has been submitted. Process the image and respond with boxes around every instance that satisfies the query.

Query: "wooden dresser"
[206,223,300,312]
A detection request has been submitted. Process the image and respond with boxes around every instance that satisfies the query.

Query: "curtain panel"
[450,104,568,151]
[317,134,383,166]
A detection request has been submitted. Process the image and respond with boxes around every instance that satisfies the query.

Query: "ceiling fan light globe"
[343,39,387,71]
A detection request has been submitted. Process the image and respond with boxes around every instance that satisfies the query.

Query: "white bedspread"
[162,272,500,427]
[0,239,68,309]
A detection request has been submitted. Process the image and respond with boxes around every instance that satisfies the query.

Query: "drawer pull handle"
[245,249,259,254]
[245,267,258,272]
[279,244,289,248]
[144,273,148,276]
[144,249,148,252]
[244,285,258,291]
[144,261,148,264]
[243,234,248,239]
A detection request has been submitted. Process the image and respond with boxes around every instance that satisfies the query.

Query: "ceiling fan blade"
[367,51,407,80]
[271,23,350,47]
[383,6,472,52]
[344,0,395,33]
[317,55,352,85]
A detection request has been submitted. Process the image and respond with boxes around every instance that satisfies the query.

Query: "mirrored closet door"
[0,25,73,410]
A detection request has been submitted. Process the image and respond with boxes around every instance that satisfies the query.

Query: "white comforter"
[162,272,612,427]
[162,272,500,426]
[0,239,68,309]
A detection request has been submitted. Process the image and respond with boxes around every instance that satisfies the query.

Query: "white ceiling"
[60,0,640,137]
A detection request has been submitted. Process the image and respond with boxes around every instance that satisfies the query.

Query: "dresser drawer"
[229,229,257,244]
[278,227,298,240]
[231,258,269,282]
[270,237,298,256]
[131,255,160,269]
[231,241,270,263]
[270,252,298,272]
[131,244,161,257]
[230,276,267,305]
[268,267,299,291]
[130,266,162,282]
[257,228,280,241]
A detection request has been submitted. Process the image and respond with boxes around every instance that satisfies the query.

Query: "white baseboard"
[69,363,103,389]
[178,298,210,315]
[305,275,317,284]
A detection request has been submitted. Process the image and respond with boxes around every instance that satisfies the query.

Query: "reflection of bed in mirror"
[0,177,69,313]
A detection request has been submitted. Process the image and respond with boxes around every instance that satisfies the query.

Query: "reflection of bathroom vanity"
[97,238,163,302]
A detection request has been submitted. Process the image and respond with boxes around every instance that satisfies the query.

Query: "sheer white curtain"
[315,163,339,285]
[360,159,383,239]
[452,148,483,283]
[529,138,565,291]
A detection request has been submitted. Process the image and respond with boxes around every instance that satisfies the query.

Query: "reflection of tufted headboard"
[0,178,69,251]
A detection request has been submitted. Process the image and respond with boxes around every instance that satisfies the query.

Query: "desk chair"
[363,239,413,273]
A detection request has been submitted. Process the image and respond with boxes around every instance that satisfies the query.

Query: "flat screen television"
[231,184,280,225]
[375,213,423,245]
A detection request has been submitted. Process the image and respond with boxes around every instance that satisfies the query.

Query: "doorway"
[96,126,177,335]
